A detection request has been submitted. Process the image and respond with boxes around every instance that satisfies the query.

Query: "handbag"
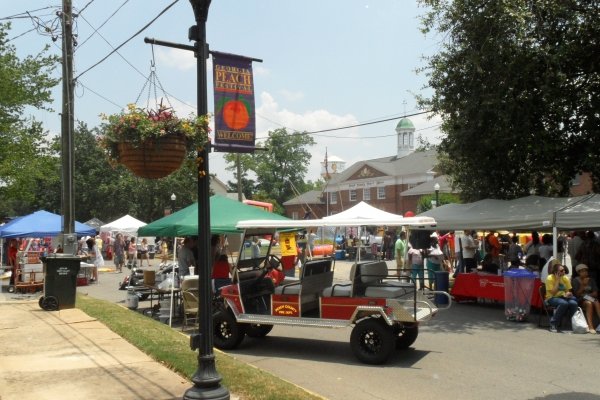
[571,307,588,334]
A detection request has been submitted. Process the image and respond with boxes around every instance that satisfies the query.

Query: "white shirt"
[461,234,476,258]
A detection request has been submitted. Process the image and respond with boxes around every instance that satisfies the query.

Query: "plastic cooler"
[504,269,536,321]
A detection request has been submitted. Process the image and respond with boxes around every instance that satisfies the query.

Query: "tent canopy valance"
[418,194,598,231]
[0,210,96,238]
[138,195,290,237]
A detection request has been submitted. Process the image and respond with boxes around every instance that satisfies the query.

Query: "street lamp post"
[434,183,440,208]
[170,193,176,214]
[184,1,229,399]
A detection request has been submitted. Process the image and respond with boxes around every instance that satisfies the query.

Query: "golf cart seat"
[361,261,409,298]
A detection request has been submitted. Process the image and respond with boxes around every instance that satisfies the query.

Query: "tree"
[0,23,59,131]
[224,153,256,199]
[0,23,60,217]
[418,0,600,201]
[222,128,315,210]
[416,193,461,214]
[252,128,315,209]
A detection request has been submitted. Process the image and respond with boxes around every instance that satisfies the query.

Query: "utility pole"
[60,0,76,254]
[236,154,242,201]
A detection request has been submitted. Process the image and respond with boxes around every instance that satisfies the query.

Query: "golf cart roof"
[236,216,437,230]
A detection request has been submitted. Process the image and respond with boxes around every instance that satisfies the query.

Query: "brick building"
[283,118,454,218]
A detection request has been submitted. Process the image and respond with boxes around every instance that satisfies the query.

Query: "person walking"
[113,233,125,273]
[139,238,151,267]
[127,237,138,268]
[394,231,408,280]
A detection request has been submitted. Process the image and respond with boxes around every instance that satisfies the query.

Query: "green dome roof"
[396,118,415,130]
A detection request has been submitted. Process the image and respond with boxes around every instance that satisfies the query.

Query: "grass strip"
[76,294,324,400]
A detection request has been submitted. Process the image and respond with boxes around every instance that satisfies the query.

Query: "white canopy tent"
[100,215,147,236]
[322,201,408,224]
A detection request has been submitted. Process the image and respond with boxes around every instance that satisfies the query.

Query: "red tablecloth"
[451,273,542,308]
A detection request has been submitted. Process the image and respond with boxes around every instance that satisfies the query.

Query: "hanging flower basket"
[116,133,187,179]
[100,104,210,179]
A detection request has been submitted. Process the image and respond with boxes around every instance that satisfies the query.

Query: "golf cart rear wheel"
[350,318,394,365]
[395,325,419,349]
[244,323,273,338]
[41,296,59,311]
[213,310,246,350]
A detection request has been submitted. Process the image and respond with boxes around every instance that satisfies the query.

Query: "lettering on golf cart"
[274,304,297,315]
[216,130,254,141]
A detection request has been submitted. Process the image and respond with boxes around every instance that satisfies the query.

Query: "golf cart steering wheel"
[264,254,282,271]
[253,254,282,285]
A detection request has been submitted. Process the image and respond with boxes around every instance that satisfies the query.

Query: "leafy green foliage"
[418,0,600,201]
[416,192,461,214]
[0,23,60,218]
[224,153,257,200]
[223,128,315,211]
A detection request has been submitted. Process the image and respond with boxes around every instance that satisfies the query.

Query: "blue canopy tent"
[0,210,96,238]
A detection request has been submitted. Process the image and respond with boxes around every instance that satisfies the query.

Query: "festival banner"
[279,232,298,257]
[212,52,256,153]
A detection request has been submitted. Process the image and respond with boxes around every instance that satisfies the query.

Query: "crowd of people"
[402,228,600,334]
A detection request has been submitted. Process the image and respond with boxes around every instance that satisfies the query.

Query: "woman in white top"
[139,238,151,267]
[426,237,445,289]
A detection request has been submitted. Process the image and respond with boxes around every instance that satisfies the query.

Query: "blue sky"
[3,0,442,183]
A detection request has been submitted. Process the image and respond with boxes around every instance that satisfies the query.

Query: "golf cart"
[212,217,451,365]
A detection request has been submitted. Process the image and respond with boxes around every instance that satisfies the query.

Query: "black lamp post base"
[183,385,230,400]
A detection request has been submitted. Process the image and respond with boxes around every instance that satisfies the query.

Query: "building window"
[363,188,371,201]
[571,174,581,186]
[292,211,299,220]
[377,187,386,199]
[330,192,338,204]
[349,189,357,202]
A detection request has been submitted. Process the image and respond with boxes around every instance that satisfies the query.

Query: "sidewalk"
[0,256,362,400]
[0,300,207,400]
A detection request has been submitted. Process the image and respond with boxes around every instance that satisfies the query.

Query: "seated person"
[211,254,232,292]
[480,253,499,274]
[545,262,578,333]
[571,264,600,334]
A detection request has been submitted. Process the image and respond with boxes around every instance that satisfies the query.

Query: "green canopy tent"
[137,195,290,237]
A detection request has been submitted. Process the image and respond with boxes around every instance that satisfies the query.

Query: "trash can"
[504,269,536,321]
[434,270,450,305]
[39,254,81,311]
[335,250,346,260]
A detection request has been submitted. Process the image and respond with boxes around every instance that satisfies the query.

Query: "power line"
[78,0,97,15]
[73,11,194,108]
[74,0,179,80]
[305,110,431,134]
[77,80,123,109]
[76,0,131,51]
[0,6,56,21]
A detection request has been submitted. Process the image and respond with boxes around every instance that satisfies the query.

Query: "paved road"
[77,260,600,400]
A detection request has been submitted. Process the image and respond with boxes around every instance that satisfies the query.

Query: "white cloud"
[253,65,270,77]
[156,48,196,71]
[209,92,444,188]
[279,89,304,102]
